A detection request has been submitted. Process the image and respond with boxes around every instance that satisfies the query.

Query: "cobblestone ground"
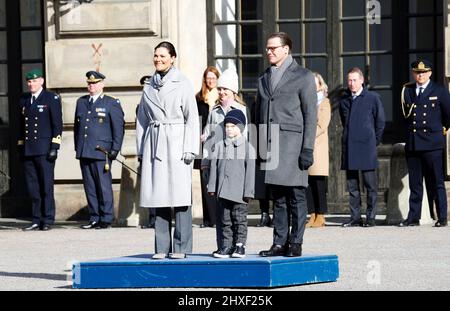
[1,216,449,291]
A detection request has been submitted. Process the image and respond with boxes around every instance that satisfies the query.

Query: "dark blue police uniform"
[401,60,450,227]
[18,72,63,230]
[74,72,124,228]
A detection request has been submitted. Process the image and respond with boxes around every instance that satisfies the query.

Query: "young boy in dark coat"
[208,109,255,258]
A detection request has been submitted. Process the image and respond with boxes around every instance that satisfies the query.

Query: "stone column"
[386,143,433,225]
[116,132,147,227]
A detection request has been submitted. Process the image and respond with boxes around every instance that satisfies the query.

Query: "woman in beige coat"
[306,73,331,228]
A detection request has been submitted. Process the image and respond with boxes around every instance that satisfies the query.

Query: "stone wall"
[44,0,207,221]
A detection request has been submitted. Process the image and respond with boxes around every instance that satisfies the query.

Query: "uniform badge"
[98,112,106,117]
[39,109,43,112]
[99,118,104,124]
[429,96,438,100]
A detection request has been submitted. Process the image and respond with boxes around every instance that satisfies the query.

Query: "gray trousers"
[154,206,192,254]
[216,198,248,249]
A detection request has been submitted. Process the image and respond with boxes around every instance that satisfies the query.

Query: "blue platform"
[72,254,339,289]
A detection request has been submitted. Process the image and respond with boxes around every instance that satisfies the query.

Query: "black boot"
[257,212,272,227]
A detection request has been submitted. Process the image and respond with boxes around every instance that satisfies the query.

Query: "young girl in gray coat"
[207,109,255,258]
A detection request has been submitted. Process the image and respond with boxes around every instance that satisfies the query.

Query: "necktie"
[89,97,94,106]
[31,95,36,105]
[418,87,424,99]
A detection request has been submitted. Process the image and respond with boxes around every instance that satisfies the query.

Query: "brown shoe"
[305,213,316,228]
[311,214,325,228]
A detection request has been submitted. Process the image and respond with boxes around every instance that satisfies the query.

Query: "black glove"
[299,148,314,170]
[47,149,58,162]
[108,150,118,161]
[201,168,210,183]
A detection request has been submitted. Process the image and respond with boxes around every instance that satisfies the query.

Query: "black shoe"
[256,213,272,227]
[213,247,234,258]
[22,224,40,231]
[398,220,420,227]
[80,221,99,229]
[231,244,246,258]
[95,222,111,229]
[434,220,448,227]
[342,219,363,227]
[286,243,302,257]
[140,223,155,229]
[259,244,286,257]
[40,224,52,231]
[363,219,376,227]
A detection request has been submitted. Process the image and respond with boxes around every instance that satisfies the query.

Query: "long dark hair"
[154,41,177,58]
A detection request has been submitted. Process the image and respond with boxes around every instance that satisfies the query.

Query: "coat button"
[423,113,427,116]
[413,129,417,133]
[25,124,28,127]
[34,137,37,140]
[88,111,91,114]
[84,134,88,138]
[424,105,427,108]
[35,124,38,127]
[424,129,427,132]
[86,119,90,122]
[25,137,28,140]
[413,121,416,125]
[25,131,29,134]
[34,130,37,133]
[25,117,28,120]
[85,126,88,129]
[423,121,427,124]
[35,117,38,120]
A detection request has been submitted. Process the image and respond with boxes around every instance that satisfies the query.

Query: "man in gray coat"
[256,32,317,257]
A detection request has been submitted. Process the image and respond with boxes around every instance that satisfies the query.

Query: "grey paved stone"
[0,216,449,291]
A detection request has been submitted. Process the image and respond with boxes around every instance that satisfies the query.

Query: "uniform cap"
[411,59,432,72]
[25,69,43,81]
[86,71,106,83]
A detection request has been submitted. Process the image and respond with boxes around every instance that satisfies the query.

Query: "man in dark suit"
[399,59,450,227]
[339,67,385,228]
[75,71,125,229]
[256,32,317,257]
[19,69,63,231]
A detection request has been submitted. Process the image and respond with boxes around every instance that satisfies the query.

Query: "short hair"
[313,72,328,94]
[267,32,293,51]
[154,41,177,58]
[347,67,364,79]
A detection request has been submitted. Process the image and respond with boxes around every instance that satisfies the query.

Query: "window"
[208,0,444,143]
[211,0,265,105]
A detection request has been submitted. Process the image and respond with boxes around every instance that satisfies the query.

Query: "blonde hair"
[313,72,328,95]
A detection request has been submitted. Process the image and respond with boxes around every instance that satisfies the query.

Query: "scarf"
[317,91,325,106]
[151,66,174,91]
[205,88,219,109]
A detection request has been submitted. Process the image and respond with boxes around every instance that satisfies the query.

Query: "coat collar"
[143,67,182,112]
[261,59,300,96]
[224,135,245,147]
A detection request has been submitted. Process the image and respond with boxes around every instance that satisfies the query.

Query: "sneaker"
[152,253,168,259]
[169,253,186,259]
[231,244,246,258]
[213,247,234,258]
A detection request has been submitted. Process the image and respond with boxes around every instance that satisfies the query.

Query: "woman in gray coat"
[136,42,200,259]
